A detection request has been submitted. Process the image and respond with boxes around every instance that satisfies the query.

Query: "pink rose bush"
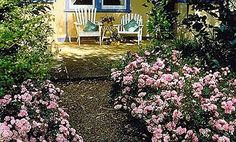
[0,80,83,142]
[111,50,236,141]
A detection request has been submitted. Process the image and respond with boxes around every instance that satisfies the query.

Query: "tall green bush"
[144,0,178,40]
[0,0,54,96]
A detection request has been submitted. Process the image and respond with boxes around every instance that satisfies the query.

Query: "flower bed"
[111,50,236,142]
[0,80,83,142]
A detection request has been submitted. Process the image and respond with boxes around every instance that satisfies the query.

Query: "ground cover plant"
[111,48,236,141]
[0,0,54,96]
[0,80,83,141]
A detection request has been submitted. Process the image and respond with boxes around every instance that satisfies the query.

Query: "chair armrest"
[74,22,82,34]
[74,22,82,26]
[139,25,144,29]
[113,24,121,27]
[95,21,103,26]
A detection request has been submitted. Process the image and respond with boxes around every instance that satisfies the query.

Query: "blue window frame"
[66,0,130,12]
[96,0,130,12]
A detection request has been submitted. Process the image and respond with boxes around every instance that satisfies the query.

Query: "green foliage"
[181,0,236,71]
[144,0,236,72]
[0,0,54,95]
[144,0,178,40]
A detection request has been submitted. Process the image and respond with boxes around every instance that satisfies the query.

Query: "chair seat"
[79,31,100,37]
[118,31,139,34]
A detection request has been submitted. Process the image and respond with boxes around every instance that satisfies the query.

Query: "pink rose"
[166,122,176,131]
[15,118,31,135]
[146,78,154,86]
[163,135,170,142]
[175,126,187,135]
[192,82,203,92]
[217,136,230,142]
[161,74,174,82]
[173,72,179,78]
[59,125,69,135]
[138,78,146,88]
[154,80,161,88]
[123,74,133,85]
[58,108,69,118]
[228,124,235,134]
[18,110,28,117]
[0,123,13,140]
[122,86,131,94]
[47,101,58,109]
[132,107,143,114]
[155,58,165,69]
[138,92,146,97]
[232,79,236,86]
[172,109,182,121]
[144,105,153,114]
[21,93,32,103]
[221,100,235,114]
[56,134,67,142]
[0,95,12,106]
[152,127,163,140]
[192,133,199,142]
[212,134,219,141]
[144,51,150,56]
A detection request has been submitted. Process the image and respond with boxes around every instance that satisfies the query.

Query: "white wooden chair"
[74,8,102,45]
[116,13,143,45]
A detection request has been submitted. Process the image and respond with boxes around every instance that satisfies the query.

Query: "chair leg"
[137,34,140,45]
[102,31,105,42]
[138,33,142,45]
[99,36,102,45]
[69,36,71,42]
[77,37,80,46]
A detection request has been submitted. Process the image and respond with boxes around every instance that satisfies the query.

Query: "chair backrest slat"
[75,8,97,25]
[87,9,91,20]
[84,9,86,24]
[93,8,97,22]
[127,14,130,24]
[91,9,93,22]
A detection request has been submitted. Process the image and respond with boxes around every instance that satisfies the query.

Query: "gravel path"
[52,42,150,142]
[57,80,147,142]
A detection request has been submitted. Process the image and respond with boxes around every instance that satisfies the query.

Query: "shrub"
[111,49,236,141]
[0,0,54,96]
[0,80,83,142]
[181,0,236,71]
[144,0,178,40]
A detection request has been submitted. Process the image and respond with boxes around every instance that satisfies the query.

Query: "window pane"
[73,0,93,5]
[103,0,125,5]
